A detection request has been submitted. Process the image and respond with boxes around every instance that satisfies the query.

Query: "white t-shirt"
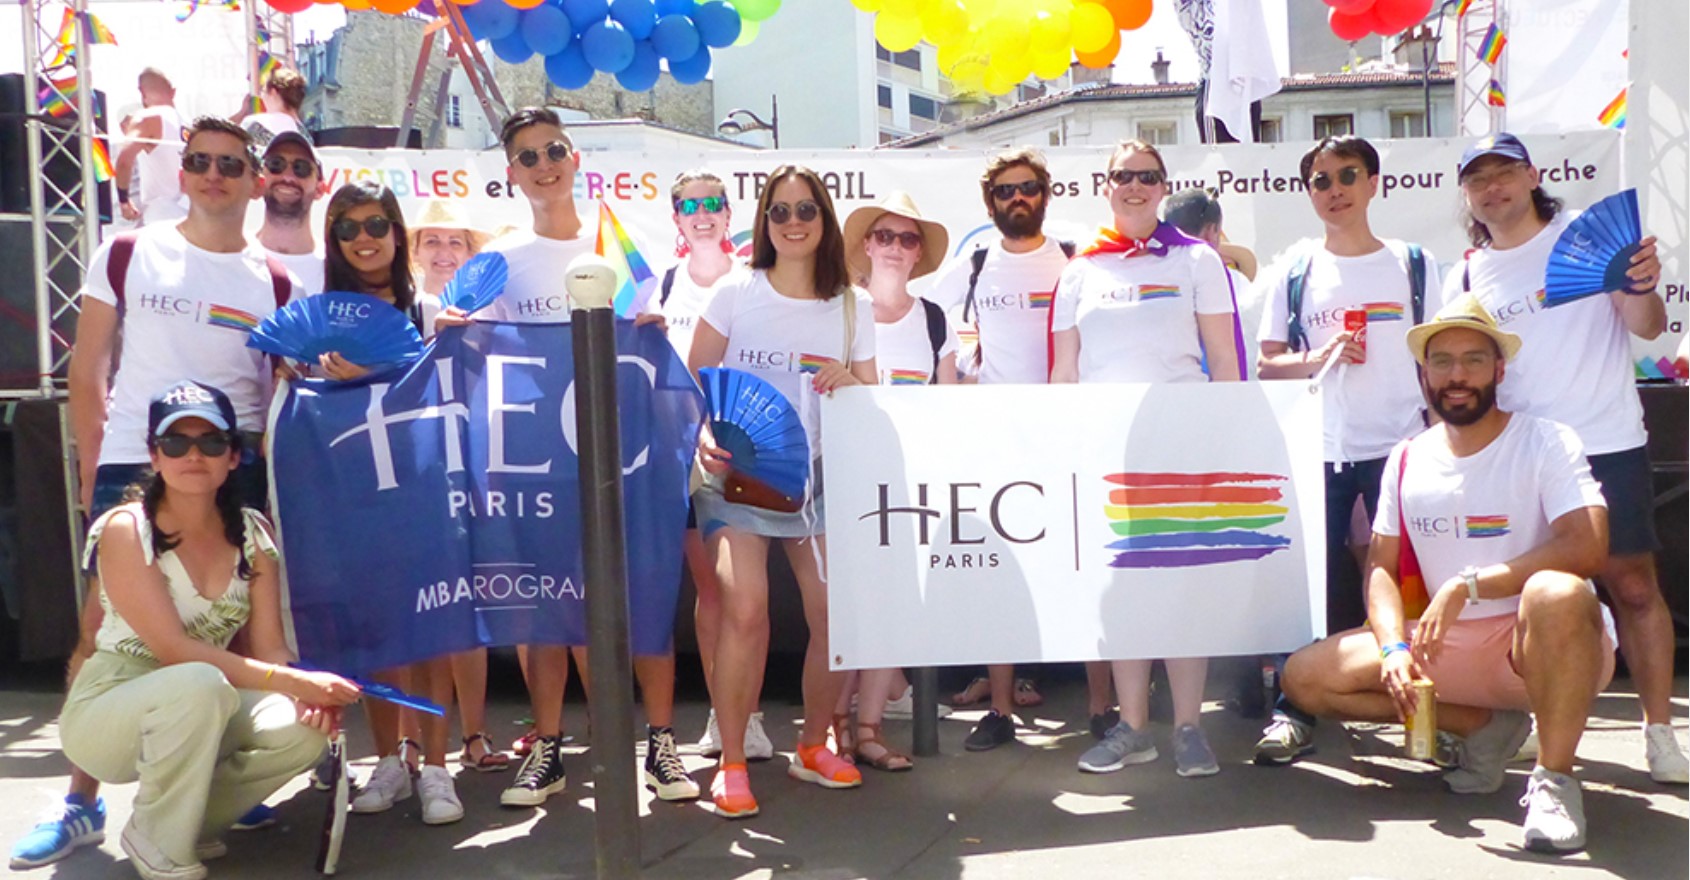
[1374,415,1607,621]
[873,297,958,386]
[1230,266,1263,370]
[660,262,729,365]
[242,112,302,149]
[1445,211,1645,455]
[81,224,299,465]
[135,105,186,226]
[1051,242,1236,384]
[480,229,595,323]
[699,270,876,452]
[1257,241,1440,462]
[267,249,323,297]
[925,239,1071,385]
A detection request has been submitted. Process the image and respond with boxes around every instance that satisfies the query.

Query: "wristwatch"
[1460,565,1481,602]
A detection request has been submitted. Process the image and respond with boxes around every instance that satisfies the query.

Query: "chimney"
[1394,25,1436,72]
[1151,49,1170,85]
[1070,61,1114,86]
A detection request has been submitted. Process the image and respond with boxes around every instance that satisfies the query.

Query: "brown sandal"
[853,723,913,772]
[832,713,857,764]
[459,732,511,772]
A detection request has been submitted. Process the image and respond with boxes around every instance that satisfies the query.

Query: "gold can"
[1405,679,1437,760]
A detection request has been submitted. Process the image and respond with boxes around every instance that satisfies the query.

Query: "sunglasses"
[1310,167,1364,191]
[766,200,820,225]
[1107,168,1166,187]
[990,180,1045,201]
[332,215,393,242]
[675,196,727,215]
[870,228,922,250]
[182,151,251,178]
[513,141,573,168]
[152,432,233,458]
[263,155,317,179]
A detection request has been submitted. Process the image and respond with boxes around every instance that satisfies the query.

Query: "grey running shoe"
[1077,721,1157,773]
[1521,766,1585,853]
[1446,709,1531,794]
[1253,716,1314,765]
[1174,724,1220,777]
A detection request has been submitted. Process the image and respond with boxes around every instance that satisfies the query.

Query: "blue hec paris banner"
[269,321,703,676]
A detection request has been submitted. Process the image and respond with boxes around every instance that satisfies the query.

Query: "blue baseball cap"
[1458,133,1533,178]
[148,381,236,437]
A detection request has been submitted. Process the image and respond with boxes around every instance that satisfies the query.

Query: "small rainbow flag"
[887,369,927,386]
[1363,302,1405,322]
[245,94,265,115]
[1478,25,1506,65]
[1138,284,1180,301]
[594,200,658,317]
[1102,471,1292,568]
[1454,0,1473,17]
[176,0,240,24]
[797,353,834,374]
[89,137,114,183]
[47,10,76,67]
[1486,80,1506,107]
[1025,291,1053,309]
[258,51,282,81]
[1464,515,1510,538]
[206,304,260,332]
[37,77,76,118]
[80,12,118,46]
[1597,88,1627,129]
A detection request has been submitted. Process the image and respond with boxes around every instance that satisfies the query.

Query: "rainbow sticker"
[887,369,927,385]
[206,304,259,332]
[797,353,834,374]
[1363,302,1405,321]
[1102,472,1292,568]
[1025,292,1053,309]
[1464,515,1510,538]
[1138,284,1180,301]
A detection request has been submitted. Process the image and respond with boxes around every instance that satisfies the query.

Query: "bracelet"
[1379,641,1411,660]
[263,664,276,682]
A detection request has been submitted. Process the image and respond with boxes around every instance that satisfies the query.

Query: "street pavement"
[1,660,1684,880]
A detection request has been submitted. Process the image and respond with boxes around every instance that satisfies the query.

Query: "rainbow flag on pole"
[1478,24,1506,65]
[1453,0,1474,17]
[37,77,77,118]
[594,200,658,317]
[1597,88,1627,129]
[1486,79,1506,107]
[80,13,118,46]
[89,137,115,182]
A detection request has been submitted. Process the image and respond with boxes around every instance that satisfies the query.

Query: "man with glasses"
[257,131,327,295]
[1445,132,1685,785]
[1280,296,1617,854]
[1251,135,1440,765]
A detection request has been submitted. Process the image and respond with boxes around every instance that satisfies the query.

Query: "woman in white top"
[408,200,493,342]
[689,165,876,818]
[1051,140,1243,780]
[60,381,358,880]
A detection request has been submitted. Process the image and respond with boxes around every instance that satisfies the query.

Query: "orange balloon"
[504,0,546,8]
[453,0,482,6]
[341,0,372,10]
[1075,26,1121,69]
[1103,0,1153,30]
[370,0,418,13]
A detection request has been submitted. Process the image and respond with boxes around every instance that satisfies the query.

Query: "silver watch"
[1460,565,1481,602]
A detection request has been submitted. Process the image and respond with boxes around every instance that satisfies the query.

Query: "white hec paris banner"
[821,383,1326,670]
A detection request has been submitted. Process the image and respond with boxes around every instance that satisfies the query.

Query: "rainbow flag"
[1478,25,1506,65]
[206,304,260,332]
[38,77,76,118]
[80,12,118,46]
[796,353,834,374]
[1364,302,1405,322]
[89,137,114,183]
[1025,291,1053,309]
[47,9,76,67]
[887,369,927,386]
[594,201,658,317]
[1597,88,1627,129]
[176,0,240,24]
[258,51,282,81]
[1464,515,1510,538]
[1486,79,1506,107]
[245,94,265,115]
[1138,284,1179,301]
[1454,0,1473,17]
[1101,471,1292,568]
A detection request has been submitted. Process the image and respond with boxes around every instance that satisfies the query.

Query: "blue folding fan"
[698,367,810,508]
[1543,189,1642,307]
[247,291,424,368]
[440,252,510,314]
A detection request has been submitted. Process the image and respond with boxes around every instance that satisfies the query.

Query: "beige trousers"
[62,652,325,867]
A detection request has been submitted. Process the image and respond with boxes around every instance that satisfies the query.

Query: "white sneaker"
[881,686,953,721]
[1644,723,1689,784]
[417,766,464,825]
[351,755,414,814]
[120,822,206,880]
[745,712,775,762]
[1520,766,1585,853]
[698,710,721,759]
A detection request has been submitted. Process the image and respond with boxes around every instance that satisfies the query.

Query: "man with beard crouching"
[1279,294,1617,854]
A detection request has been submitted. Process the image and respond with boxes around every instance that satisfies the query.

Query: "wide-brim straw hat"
[1217,234,1258,282]
[1405,293,1523,365]
[843,191,949,283]
[408,199,493,252]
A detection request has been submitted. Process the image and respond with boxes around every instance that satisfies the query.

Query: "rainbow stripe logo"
[1478,24,1506,65]
[206,304,259,333]
[1534,288,1547,308]
[1025,292,1053,309]
[797,353,834,374]
[1138,284,1180,301]
[1363,302,1405,322]
[1102,472,1292,568]
[1465,515,1510,538]
[1597,88,1627,130]
[887,369,927,385]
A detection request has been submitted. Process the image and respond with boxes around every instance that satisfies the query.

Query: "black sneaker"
[965,710,1015,752]
[1089,708,1121,741]
[501,735,567,807]
[644,727,700,801]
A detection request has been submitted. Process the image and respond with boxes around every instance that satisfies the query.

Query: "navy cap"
[148,381,236,438]
[1458,133,1533,178]
[263,130,320,167]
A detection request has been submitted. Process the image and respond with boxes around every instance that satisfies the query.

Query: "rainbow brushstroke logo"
[1363,302,1405,321]
[1533,288,1547,308]
[887,369,927,385]
[797,353,835,374]
[1138,284,1180,301]
[1103,471,1292,568]
[1025,292,1054,309]
[206,304,259,333]
[1464,515,1510,538]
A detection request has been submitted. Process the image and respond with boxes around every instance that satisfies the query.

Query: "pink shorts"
[1408,612,1616,711]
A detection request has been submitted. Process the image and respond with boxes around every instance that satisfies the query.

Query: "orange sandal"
[853,723,913,772]
[711,763,759,819]
[789,743,863,789]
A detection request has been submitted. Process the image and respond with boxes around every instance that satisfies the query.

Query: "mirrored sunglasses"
[675,196,727,215]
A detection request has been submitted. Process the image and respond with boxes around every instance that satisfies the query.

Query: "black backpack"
[960,239,1076,324]
[1284,242,1428,351]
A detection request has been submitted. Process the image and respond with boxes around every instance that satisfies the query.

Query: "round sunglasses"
[332,215,394,242]
[152,432,233,458]
[990,180,1045,201]
[1310,167,1364,191]
[870,228,922,250]
[1107,168,1166,187]
[182,151,251,178]
[263,155,318,179]
[514,141,573,168]
[675,196,727,215]
[766,200,819,225]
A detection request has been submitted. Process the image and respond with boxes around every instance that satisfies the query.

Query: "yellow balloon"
[982,14,1025,62]
[1031,46,1071,80]
[964,0,998,20]
[1069,1,1114,54]
[950,53,988,92]
[875,11,924,53]
[850,0,882,11]
[983,65,1018,96]
[920,0,969,47]
[1028,8,1071,55]
[734,18,760,45]
[881,0,918,15]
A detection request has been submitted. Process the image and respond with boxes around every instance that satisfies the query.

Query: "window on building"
[1258,118,1283,143]
[1048,130,1061,146]
[1136,121,1177,145]
[878,84,892,109]
[876,44,890,62]
[1019,82,1045,102]
[1313,114,1354,139]
[1389,110,1426,138]
[893,49,921,71]
[446,94,462,129]
[909,94,939,121]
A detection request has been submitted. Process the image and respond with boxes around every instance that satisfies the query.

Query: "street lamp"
[717,95,779,148]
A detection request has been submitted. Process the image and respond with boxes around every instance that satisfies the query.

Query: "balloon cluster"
[856,0,1152,96]
[1324,0,1433,42]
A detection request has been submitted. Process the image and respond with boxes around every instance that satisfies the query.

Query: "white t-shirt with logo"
[480,229,595,323]
[135,105,186,226]
[1374,414,1607,621]
[1444,211,1645,455]
[82,224,299,465]
[1258,241,1440,463]
[267,249,323,297]
[699,270,876,452]
[660,263,730,365]
[873,298,958,386]
[925,239,1071,385]
[1051,243,1236,384]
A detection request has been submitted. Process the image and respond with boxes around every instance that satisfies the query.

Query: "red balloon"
[1328,0,1376,13]
[266,0,313,12]
[1371,0,1431,34]
[1328,5,1376,41]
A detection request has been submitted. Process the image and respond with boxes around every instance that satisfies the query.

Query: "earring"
[674,232,690,258]
[719,236,734,254]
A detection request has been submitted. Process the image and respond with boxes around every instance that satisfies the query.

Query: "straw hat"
[408,199,493,252]
[843,191,950,283]
[1404,293,1522,365]
[1218,235,1258,282]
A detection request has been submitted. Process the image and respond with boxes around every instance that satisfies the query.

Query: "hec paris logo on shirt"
[975,290,1053,312]
[733,350,836,373]
[1490,290,1546,326]
[508,294,570,318]
[1309,302,1405,330]
[135,292,198,319]
[1409,514,1511,539]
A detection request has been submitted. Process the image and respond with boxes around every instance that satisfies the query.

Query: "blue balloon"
[520,5,572,56]
[490,32,535,65]
[615,39,661,91]
[649,14,700,60]
[562,0,610,32]
[479,2,521,42]
[609,0,656,40]
[545,40,596,90]
[667,44,711,85]
[580,20,635,73]
[692,1,741,48]
[655,0,695,15]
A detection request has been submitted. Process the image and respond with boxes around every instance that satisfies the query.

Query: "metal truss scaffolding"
[1455,0,1506,136]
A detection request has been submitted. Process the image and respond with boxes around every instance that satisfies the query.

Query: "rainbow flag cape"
[594,200,657,317]
[89,137,114,183]
[1597,88,1627,129]
[1478,24,1506,65]
[1486,79,1506,107]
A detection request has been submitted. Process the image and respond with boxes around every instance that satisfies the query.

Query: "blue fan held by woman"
[699,367,811,513]
[441,251,510,314]
[247,291,425,370]
[1543,188,1642,308]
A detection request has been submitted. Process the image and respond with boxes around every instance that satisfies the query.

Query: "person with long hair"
[60,380,358,880]
[688,165,876,818]
[1051,140,1243,780]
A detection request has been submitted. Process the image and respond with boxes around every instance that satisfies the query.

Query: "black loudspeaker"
[0,217,81,391]
[0,72,113,221]
[0,398,79,663]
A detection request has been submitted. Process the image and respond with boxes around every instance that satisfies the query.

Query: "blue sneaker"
[231,803,276,831]
[9,794,106,869]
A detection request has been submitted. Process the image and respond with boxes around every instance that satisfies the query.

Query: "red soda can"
[1343,308,1368,364]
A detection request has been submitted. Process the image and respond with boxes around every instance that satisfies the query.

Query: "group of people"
[8,93,1685,879]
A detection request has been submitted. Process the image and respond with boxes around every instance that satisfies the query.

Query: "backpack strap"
[1058,240,1076,259]
[264,255,290,308]
[961,247,989,325]
[106,232,140,317]
[920,297,946,383]
[1284,249,1315,352]
[1405,243,1426,324]
[660,266,678,307]
[1462,260,1471,294]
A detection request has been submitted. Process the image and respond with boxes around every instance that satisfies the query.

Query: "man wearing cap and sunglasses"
[1444,132,1685,786]
[257,131,329,296]
[1281,295,1617,854]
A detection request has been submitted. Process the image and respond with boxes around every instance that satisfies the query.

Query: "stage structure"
[1455,0,1507,135]
[396,3,508,149]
